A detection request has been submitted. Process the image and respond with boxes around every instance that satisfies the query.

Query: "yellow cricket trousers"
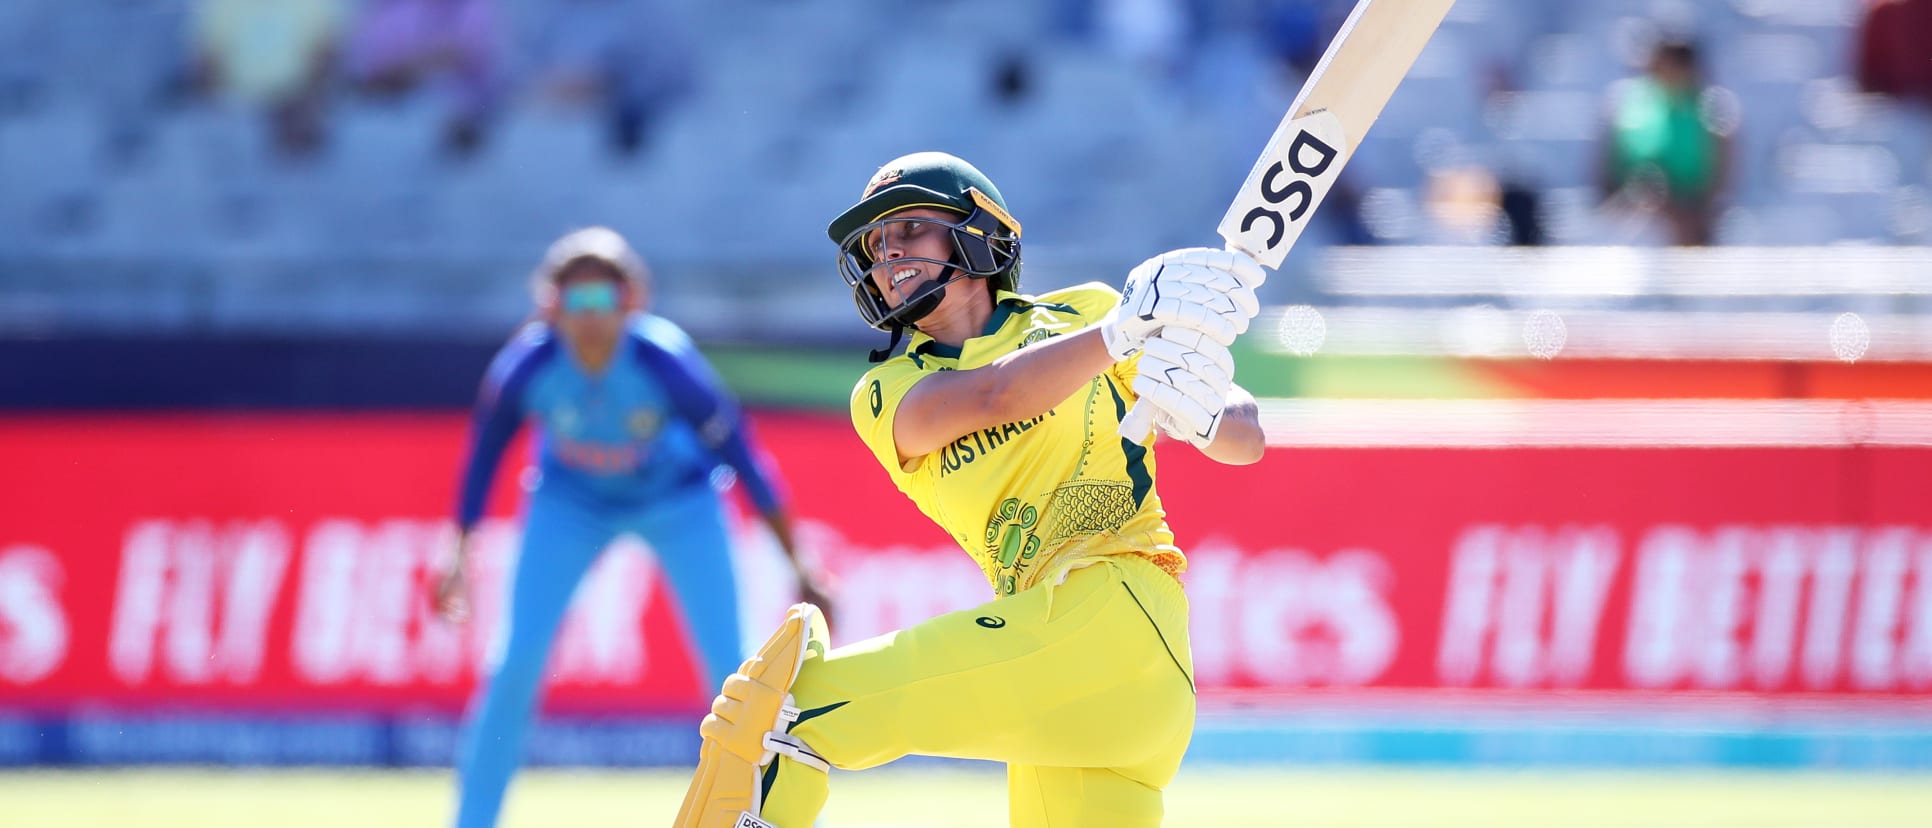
[761,552,1196,827]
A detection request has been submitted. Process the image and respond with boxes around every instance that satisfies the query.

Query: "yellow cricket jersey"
[849,284,1185,597]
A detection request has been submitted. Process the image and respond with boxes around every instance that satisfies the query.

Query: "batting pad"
[674,602,829,828]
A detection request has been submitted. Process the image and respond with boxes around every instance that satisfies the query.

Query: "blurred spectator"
[1596,36,1731,246]
[1498,178,1546,246]
[189,0,344,158]
[1321,177,1376,246]
[523,0,695,157]
[1421,165,1503,245]
[1855,0,1932,108]
[345,0,503,157]
[1256,0,1340,77]
[990,51,1035,109]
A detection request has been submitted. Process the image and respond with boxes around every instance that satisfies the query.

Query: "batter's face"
[865,207,963,307]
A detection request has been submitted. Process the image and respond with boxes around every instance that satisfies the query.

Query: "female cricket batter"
[435,226,832,828]
[677,152,1266,827]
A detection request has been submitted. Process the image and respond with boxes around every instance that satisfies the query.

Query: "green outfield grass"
[8,765,1932,828]
[705,341,1527,411]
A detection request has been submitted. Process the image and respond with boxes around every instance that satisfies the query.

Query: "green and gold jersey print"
[850,284,1184,596]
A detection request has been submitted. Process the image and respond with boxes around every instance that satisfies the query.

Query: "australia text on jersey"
[935,411,1055,477]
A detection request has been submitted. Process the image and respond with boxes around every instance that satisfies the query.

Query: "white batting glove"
[1154,247,1268,290]
[1131,328,1235,447]
[1154,411,1212,447]
[1098,247,1267,360]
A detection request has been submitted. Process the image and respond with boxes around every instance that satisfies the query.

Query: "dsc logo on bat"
[1217,110,1348,269]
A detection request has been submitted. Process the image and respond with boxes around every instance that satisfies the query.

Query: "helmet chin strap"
[900,264,959,329]
[868,264,965,363]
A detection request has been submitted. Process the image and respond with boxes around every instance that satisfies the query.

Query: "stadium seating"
[0,0,1925,337]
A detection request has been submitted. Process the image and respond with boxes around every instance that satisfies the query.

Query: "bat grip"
[1117,396,1157,443]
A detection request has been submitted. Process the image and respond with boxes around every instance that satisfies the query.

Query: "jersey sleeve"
[849,357,932,481]
[454,327,551,531]
[1108,350,1144,408]
[1043,282,1144,407]
[629,318,789,515]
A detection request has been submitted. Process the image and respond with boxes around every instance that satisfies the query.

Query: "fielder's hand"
[432,533,472,624]
[1132,327,1235,448]
[794,567,837,632]
[1099,247,1265,360]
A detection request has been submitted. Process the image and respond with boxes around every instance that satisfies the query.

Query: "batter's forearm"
[891,326,1117,459]
[1196,384,1266,465]
[968,325,1117,423]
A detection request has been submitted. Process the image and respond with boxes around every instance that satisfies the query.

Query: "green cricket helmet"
[828,152,1023,333]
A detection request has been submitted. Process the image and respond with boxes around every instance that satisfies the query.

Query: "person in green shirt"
[1598,36,1733,246]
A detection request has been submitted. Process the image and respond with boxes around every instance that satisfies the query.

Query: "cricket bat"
[1121,0,1458,440]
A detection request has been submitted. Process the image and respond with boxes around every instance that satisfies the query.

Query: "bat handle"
[1117,396,1157,443]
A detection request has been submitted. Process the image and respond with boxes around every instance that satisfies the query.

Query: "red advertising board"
[1,412,1929,716]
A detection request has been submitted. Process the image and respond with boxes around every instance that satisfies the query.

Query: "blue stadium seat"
[329,99,445,184]
[0,107,102,249]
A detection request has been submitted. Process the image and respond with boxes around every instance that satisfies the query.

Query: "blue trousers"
[452,483,743,828]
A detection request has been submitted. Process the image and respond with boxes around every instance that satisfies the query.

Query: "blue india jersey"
[454,314,785,528]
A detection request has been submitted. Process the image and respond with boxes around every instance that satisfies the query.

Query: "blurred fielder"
[676,152,1268,827]
[435,227,833,828]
